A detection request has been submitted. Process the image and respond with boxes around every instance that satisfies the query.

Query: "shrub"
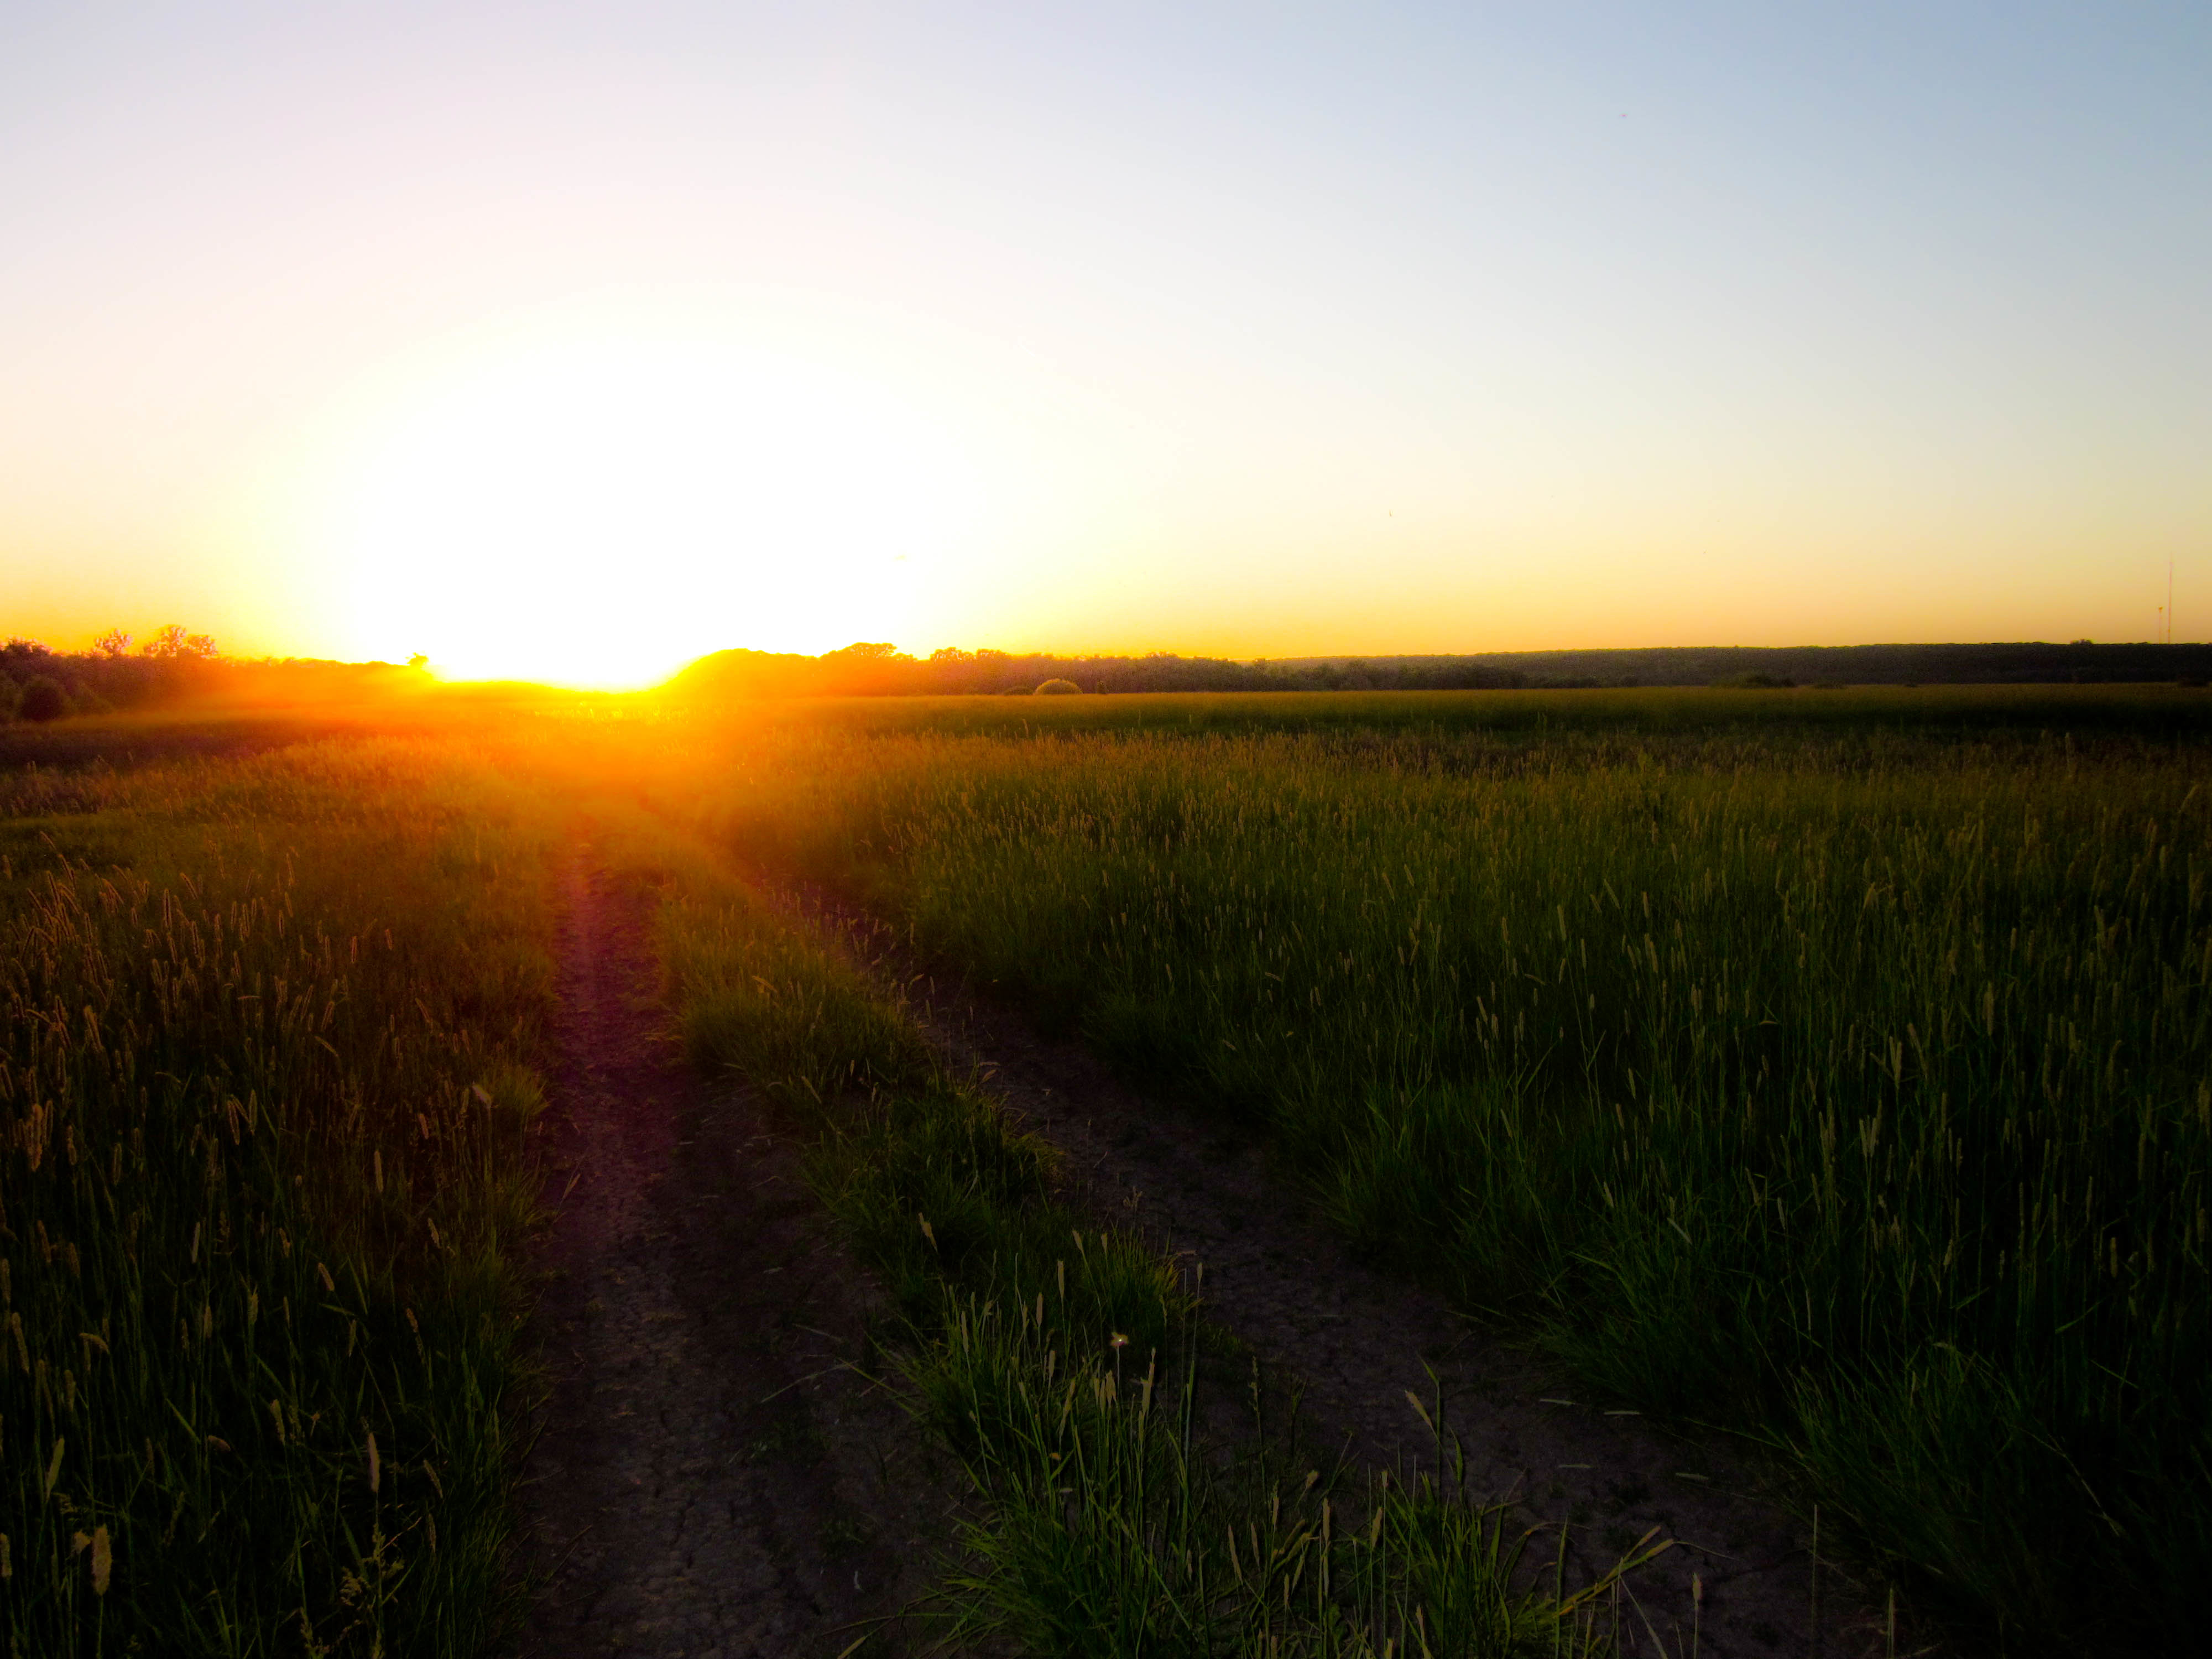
[1034,678,1082,695]
[17,675,69,722]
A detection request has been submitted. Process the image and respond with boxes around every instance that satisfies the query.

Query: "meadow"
[0,731,558,1656]
[4,714,1630,1658]
[7,684,2206,1656]
[664,685,2212,1654]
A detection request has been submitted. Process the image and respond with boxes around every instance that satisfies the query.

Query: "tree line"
[0,629,438,723]
[8,631,2207,722]
[0,627,225,722]
[669,644,1535,700]
[669,639,2212,699]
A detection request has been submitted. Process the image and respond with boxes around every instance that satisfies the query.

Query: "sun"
[315,331,975,686]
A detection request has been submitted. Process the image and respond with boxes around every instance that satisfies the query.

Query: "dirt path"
[513,852,949,1658]
[769,886,1914,1659]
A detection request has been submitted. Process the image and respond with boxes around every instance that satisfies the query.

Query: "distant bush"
[1712,671,1794,689]
[1034,678,1082,695]
[18,675,69,722]
[1001,684,1034,695]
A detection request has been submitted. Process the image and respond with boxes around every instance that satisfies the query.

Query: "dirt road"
[513,853,947,1658]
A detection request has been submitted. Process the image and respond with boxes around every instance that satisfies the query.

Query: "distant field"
[672,684,2211,1653]
[729,681,2212,743]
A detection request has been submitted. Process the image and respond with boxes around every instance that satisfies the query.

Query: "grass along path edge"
[742,873,1895,1659]
[603,812,1664,1658]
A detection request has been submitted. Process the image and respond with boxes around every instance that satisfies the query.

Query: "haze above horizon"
[4,3,2207,687]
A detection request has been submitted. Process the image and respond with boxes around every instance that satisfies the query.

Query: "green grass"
[615,824,1643,1655]
[0,737,559,1656]
[659,689,2212,1654]
[19,686,2192,1652]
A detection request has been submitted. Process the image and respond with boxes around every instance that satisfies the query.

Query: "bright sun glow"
[317,331,979,685]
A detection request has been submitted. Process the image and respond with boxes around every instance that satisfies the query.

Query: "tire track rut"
[513,851,949,1658]
[765,879,1919,1659]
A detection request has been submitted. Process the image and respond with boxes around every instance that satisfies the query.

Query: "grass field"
[720,681,2212,742]
[661,685,2212,1654]
[0,733,557,1656]
[8,684,2206,1655]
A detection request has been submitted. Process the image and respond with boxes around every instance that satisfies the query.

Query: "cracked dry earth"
[513,854,950,1659]
[766,886,1929,1659]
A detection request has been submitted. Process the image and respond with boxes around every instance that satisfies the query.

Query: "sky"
[2,2,2207,684]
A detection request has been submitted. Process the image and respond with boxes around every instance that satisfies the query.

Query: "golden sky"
[4,4,2208,685]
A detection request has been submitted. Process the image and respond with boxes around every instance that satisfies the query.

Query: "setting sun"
[312,331,977,685]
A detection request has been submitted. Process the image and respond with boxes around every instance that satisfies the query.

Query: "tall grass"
[677,702,2212,1652]
[0,740,556,1656]
[617,827,1647,1655]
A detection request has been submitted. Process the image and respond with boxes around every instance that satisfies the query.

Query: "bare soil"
[764,883,1929,1659]
[512,852,952,1658]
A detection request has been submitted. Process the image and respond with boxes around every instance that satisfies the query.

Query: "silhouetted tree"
[139,624,217,659]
